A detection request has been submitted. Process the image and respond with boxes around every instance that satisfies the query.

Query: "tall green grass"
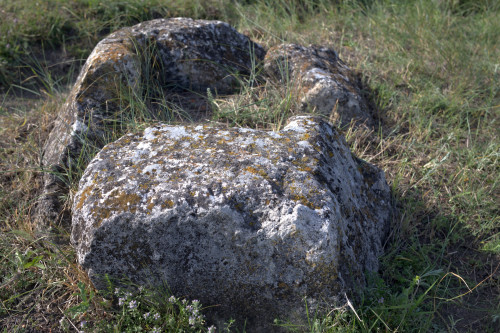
[1,0,499,331]
[0,0,234,88]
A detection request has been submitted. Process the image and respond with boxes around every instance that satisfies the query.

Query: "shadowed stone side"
[72,116,392,331]
[36,18,265,226]
[264,44,373,127]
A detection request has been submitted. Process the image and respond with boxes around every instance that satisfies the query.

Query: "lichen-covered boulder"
[37,18,265,225]
[264,44,373,127]
[72,116,392,331]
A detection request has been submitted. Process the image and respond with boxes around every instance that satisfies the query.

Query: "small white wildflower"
[118,297,125,306]
[168,296,176,303]
[59,317,69,330]
[208,325,216,333]
[114,288,120,295]
[129,300,137,309]
[189,316,196,326]
[143,312,150,319]
[153,313,160,320]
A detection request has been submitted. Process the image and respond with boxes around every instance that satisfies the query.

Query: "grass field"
[1,0,499,331]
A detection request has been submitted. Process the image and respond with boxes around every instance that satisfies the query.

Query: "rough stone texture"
[37,18,265,225]
[264,44,373,127]
[72,116,392,331]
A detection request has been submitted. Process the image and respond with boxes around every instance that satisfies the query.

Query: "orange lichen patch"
[309,260,339,288]
[91,207,112,226]
[290,155,317,173]
[139,182,153,190]
[101,190,142,215]
[217,138,227,145]
[76,185,94,210]
[300,133,311,141]
[161,200,174,209]
[291,194,321,210]
[287,182,322,210]
[146,197,155,211]
[300,166,312,173]
[120,137,132,145]
[245,166,268,178]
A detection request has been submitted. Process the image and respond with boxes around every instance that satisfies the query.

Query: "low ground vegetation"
[1,0,498,332]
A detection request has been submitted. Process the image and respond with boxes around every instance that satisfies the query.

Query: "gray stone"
[37,18,265,226]
[264,44,373,127]
[72,116,392,331]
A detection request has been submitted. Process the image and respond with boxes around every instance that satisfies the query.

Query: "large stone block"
[72,116,392,331]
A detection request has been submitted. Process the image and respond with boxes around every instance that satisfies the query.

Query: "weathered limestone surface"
[72,116,391,331]
[37,18,265,225]
[264,44,373,127]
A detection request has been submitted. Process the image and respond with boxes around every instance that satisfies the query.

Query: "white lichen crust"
[72,116,391,330]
